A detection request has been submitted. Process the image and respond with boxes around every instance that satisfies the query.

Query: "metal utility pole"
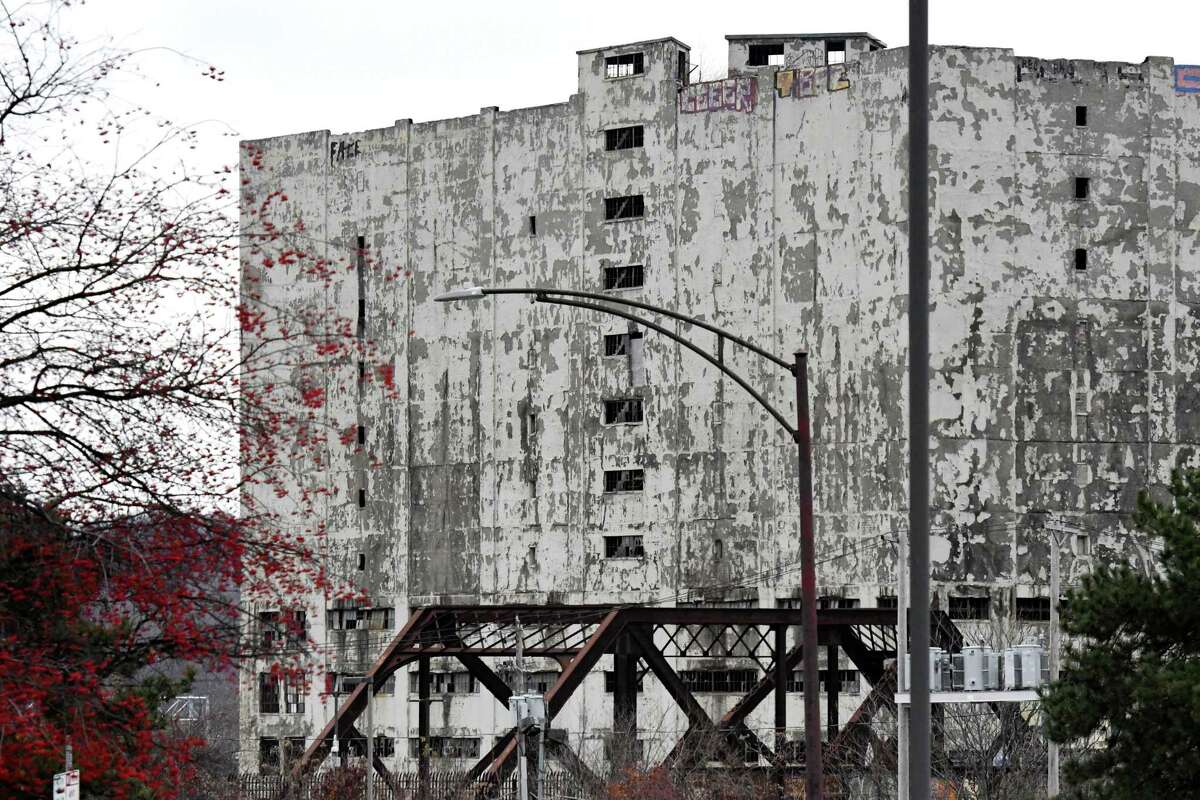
[897,532,910,797]
[1048,525,1066,797]
[795,351,822,799]
[366,679,375,800]
[907,0,932,798]
[515,616,529,800]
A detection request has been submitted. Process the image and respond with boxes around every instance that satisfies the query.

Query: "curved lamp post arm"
[436,285,798,440]
[440,286,794,373]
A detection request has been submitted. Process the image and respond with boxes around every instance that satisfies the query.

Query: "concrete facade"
[238,33,1200,772]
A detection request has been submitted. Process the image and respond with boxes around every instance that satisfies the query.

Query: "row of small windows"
[604,50,690,83]
[746,40,845,68]
[948,594,1060,622]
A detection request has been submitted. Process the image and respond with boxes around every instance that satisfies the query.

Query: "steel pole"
[1049,529,1062,796]
[366,682,375,800]
[908,1,932,798]
[898,532,910,797]
[795,351,822,800]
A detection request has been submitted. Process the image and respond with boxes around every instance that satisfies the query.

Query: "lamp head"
[434,286,486,302]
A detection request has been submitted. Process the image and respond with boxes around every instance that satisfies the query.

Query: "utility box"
[511,694,547,731]
[1004,644,1044,689]
[903,647,945,691]
[958,646,1001,691]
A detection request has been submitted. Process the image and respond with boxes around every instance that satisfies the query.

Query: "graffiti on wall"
[774,64,850,99]
[1176,65,1200,94]
[679,77,757,114]
[330,139,361,163]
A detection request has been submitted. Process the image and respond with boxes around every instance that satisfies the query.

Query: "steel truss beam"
[287,604,904,791]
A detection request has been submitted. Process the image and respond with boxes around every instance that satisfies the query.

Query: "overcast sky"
[69,0,1200,168]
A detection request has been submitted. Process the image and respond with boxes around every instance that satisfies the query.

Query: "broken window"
[605,52,644,79]
[603,263,644,290]
[877,595,899,609]
[748,43,785,67]
[948,595,990,620]
[357,552,366,570]
[327,605,390,630]
[604,330,643,357]
[283,737,306,767]
[679,668,759,693]
[1074,176,1090,200]
[259,673,280,714]
[368,607,394,629]
[358,488,366,508]
[258,611,280,650]
[677,50,690,84]
[604,125,644,151]
[1015,597,1051,622]
[259,737,280,773]
[603,468,644,493]
[604,534,645,558]
[525,670,560,693]
[604,194,644,221]
[826,40,847,65]
[1075,105,1088,126]
[819,595,862,609]
[1074,248,1088,271]
[787,669,861,694]
[529,215,537,236]
[409,736,481,759]
[409,670,478,695]
[283,677,305,714]
[603,398,644,425]
[357,424,365,445]
[374,735,396,758]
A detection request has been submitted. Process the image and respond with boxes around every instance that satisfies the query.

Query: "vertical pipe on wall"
[795,351,822,799]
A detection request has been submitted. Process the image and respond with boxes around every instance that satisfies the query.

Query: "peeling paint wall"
[239,34,1200,771]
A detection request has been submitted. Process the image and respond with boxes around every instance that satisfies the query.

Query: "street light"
[436,285,826,799]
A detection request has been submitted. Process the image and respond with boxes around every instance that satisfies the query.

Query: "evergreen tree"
[1042,469,1200,798]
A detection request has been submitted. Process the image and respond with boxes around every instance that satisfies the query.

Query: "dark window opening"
[605,125,645,151]
[357,360,365,382]
[1075,105,1088,126]
[1074,248,1088,271]
[677,50,690,84]
[819,596,861,610]
[259,737,280,773]
[327,606,394,631]
[373,736,396,758]
[1015,597,1051,622]
[258,611,280,650]
[604,331,643,357]
[357,553,366,570]
[603,398,644,425]
[877,595,899,609]
[948,595,990,620]
[409,670,478,695]
[826,40,846,65]
[1074,177,1090,199]
[529,215,537,236]
[605,52,644,79]
[604,194,645,221]
[604,469,644,493]
[604,534,644,558]
[679,669,759,694]
[787,669,861,694]
[409,736,481,759]
[603,671,645,692]
[283,737,306,766]
[357,424,365,445]
[259,673,280,714]
[357,488,366,508]
[603,263,644,290]
[748,43,785,67]
[356,235,366,253]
